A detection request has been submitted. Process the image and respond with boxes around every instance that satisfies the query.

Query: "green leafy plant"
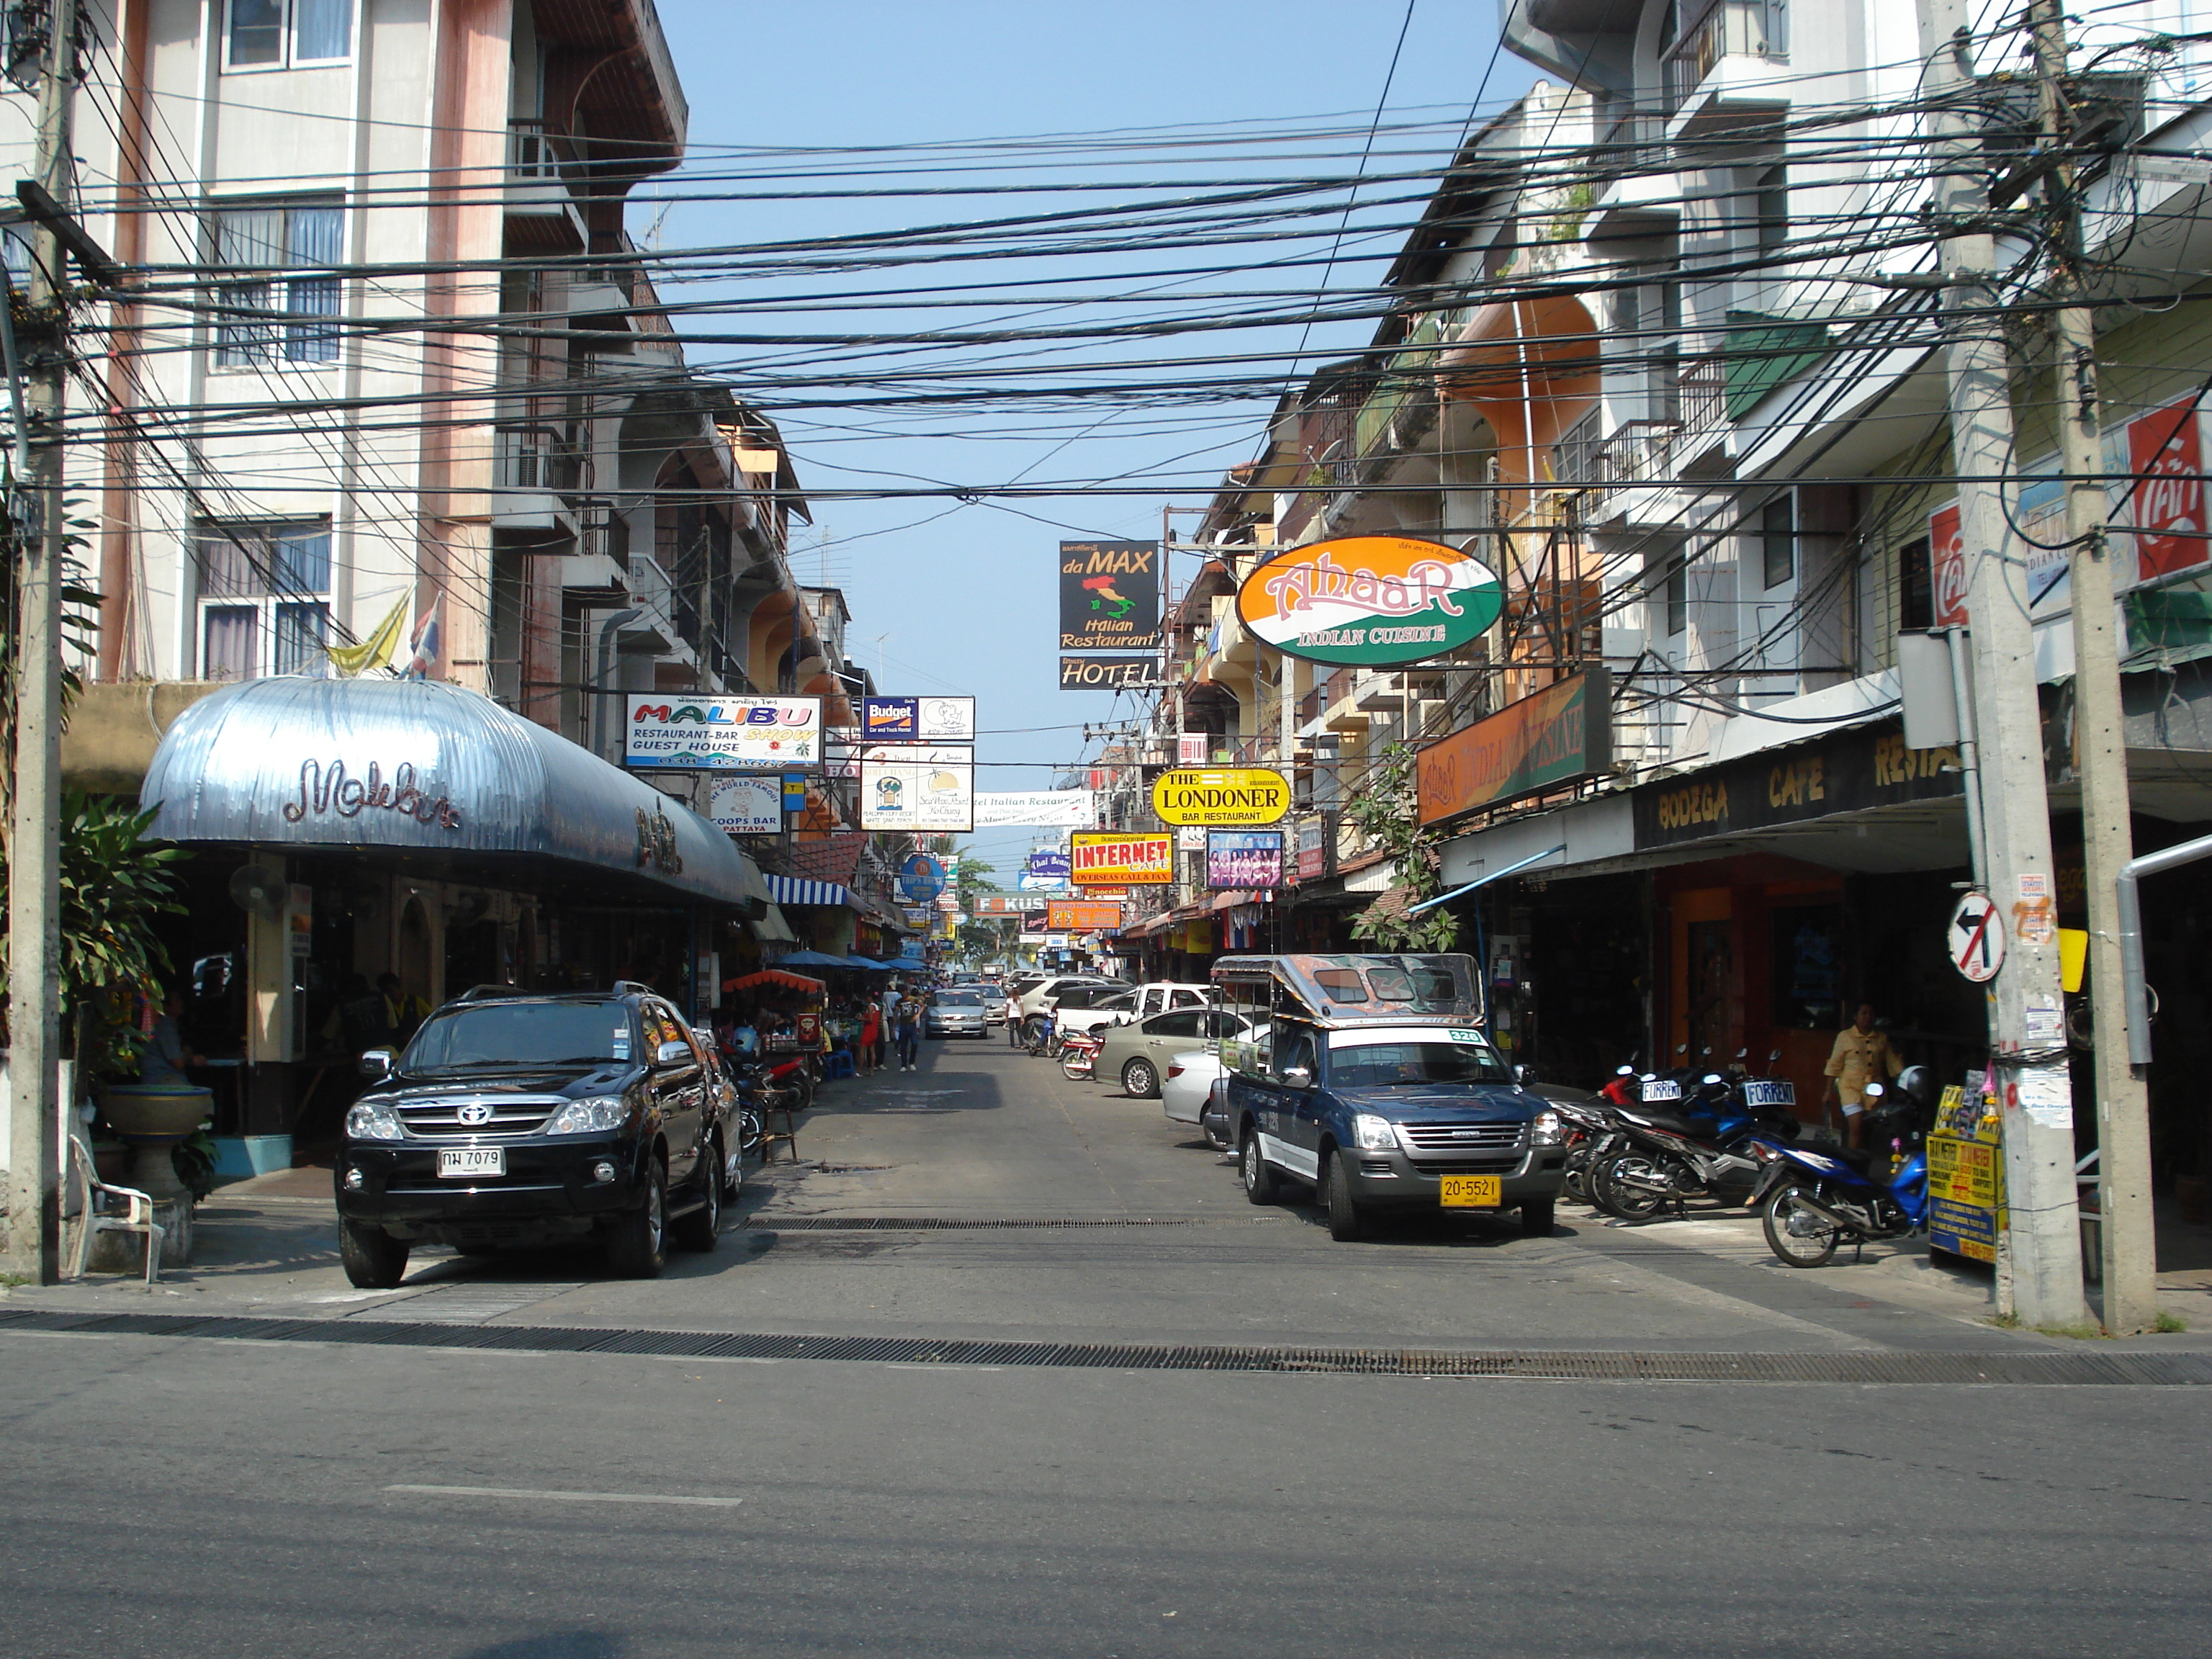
[1344,742,1460,953]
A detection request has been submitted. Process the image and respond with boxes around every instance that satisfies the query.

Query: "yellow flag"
[325,595,410,676]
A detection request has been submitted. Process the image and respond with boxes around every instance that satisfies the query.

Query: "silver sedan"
[925,992,990,1038]
[1094,1009,1251,1098]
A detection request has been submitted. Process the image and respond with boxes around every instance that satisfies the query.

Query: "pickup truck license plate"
[437,1148,504,1179]
[1439,1174,1501,1208]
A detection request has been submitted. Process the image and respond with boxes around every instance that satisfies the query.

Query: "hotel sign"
[1416,671,1611,827]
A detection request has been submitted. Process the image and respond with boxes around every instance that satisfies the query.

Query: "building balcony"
[1663,0,1791,138]
[505,121,588,251]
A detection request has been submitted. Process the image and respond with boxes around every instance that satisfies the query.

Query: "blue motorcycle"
[1751,1130,1930,1267]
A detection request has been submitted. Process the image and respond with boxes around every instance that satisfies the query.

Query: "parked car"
[1211,953,1568,1241]
[1016,976,1125,1043]
[1160,1048,1226,1125]
[1095,1008,1254,1098]
[334,984,727,1288]
[926,989,991,1038]
[1051,988,1139,1040]
[689,1024,745,1198]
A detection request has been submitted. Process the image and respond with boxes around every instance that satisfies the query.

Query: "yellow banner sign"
[1149,768,1290,827]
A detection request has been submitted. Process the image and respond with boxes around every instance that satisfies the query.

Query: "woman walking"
[858,995,883,1075]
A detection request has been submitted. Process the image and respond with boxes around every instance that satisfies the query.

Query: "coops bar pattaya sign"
[1416,671,1611,827]
[1150,767,1290,827]
[1237,535,1501,667]
[1069,831,1174,886]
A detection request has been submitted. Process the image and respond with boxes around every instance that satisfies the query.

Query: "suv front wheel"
[340,1220,409,1289]
[606,1155,668,1278]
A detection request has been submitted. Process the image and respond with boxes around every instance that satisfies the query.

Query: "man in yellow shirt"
[1823,1002,1902,1149]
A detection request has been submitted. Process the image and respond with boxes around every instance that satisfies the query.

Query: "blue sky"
[651,1,1537,881]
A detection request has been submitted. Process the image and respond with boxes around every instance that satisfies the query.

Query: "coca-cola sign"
[2129,396,2207,583]
[1929,503,1970,628]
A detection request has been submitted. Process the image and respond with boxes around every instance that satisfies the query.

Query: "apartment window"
[1647,279,1682,423]
[212,201,343,366]
[1755,166,1789,262]
[1761,492,1795,588]
[225,0,354,70]
[1652,547,1688,637]
[196,521,333,679]
[1898,536,1934,631]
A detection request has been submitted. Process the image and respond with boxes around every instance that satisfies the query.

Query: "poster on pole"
[1058,540,1161,651]
[626,696,821,770]
[861,744,975,831]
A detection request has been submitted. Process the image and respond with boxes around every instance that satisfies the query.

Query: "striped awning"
[765,873,858,909]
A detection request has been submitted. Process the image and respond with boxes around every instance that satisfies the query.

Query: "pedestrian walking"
[858,997,882,1075]
[1822,1002,1902,1150]
[894,996,922,1071]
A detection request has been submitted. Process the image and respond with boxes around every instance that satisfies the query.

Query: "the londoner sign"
[1236,535,1501,668]
[1149,767,1290,827]
[1416,670,1611,826]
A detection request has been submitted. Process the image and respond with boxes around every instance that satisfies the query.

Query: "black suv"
[335,984,729,1287]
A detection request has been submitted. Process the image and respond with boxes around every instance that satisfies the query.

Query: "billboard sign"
[975,791,1094,828]
[862,696,977,741]
[707,775,783,835]
[626,696,821,770]
[1059,539,1161,651]
[1048,900,1123,931]
[1151,767,1290,827]
[860,744,975,831]
[1296,817,1326,881]
[1207,829,1284,889]
[1236,535,1501,667]
[1416,670,1612,827]
[2130,394,2207,583]
[1060,655,1162,691]
[896,853,946,903]
[1070,831,1174,886]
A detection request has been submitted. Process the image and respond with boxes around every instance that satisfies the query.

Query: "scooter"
[1753,1130,1930,1267]
[1588,1067,1801,1220]
[1059,1030,1102,1080]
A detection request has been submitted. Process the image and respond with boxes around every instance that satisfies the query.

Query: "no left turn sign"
[1948,891,2005,983]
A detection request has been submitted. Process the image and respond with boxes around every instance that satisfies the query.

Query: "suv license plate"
[437,1148,505,1180]
[1439,1175,1501,1208]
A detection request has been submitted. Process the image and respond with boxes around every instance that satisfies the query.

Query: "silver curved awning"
[139,676,767,913]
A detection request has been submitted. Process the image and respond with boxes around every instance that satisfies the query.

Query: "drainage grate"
[1,1305,2208,1385]
[353,1283,585,1325]
[741,1215,1277,1231]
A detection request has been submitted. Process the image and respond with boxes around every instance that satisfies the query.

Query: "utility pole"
[2029,0,2157,1332]
[1915,0,2088,1326]
[4,0,79,1283]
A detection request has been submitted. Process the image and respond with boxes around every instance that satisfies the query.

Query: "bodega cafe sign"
[1150,767,1290,827]
[1236,535,1501,668]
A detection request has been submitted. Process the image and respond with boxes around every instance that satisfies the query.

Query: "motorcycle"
[1059,1031,1102,1081]
[1555,1098,1626,1206]
[1588,1066,1802,1221]
[1754,1129,1930,1267]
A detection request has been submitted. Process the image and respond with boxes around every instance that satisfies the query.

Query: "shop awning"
[748,902,798,945]
[773,949,864,971]
[765,873,858,909]
[722,968,824,995]
[138,675,768,912]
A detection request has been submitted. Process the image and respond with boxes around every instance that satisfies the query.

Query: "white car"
[1160,1049,1226,1125]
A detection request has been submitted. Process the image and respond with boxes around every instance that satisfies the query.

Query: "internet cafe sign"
[1150,767,1290,827]
[1416,671,1611,827]
[1237,535,1501,668]
[1070,831,1174,886]
[627,696,821,770]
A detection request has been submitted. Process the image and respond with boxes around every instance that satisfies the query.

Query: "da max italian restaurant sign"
[1633,723,1963,850]
[626,696,822,769]
[1416,671,1611,826]
[1150,767,1290,827]
[1236,535,1501,668]
[1059,539,1161,652]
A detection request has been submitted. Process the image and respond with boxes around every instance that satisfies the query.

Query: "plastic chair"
[824,1048,856,1081]
[68,1134,165,1289]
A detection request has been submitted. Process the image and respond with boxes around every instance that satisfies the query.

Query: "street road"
[5,1036,2210,1656]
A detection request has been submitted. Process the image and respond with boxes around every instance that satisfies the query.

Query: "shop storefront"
[138,676,768,1148]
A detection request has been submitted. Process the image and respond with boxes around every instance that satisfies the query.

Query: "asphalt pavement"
[5,1030,2211,1655]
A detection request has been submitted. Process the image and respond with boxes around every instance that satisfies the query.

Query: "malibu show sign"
[1150,767,1290,827]
[1236,535,1501,667]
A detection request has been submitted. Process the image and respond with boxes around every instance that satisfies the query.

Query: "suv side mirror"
[656,1039,695,1066]
[1282,1065,1313,1089]
[359,1048,395,1080]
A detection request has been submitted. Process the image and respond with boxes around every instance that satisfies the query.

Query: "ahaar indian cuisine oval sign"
[1235,535,1501,667]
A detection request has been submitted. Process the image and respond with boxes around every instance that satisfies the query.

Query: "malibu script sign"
[1634,724,1961,849]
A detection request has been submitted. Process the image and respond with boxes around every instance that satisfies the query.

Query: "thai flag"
[404,593,443,679]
